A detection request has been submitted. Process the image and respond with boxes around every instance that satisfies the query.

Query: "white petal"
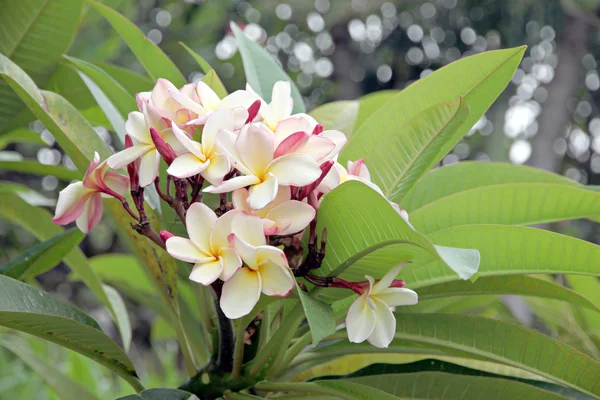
[125,111,151,144]
[167,154,209,179]
[232,235,259,269]
[165,237,214,263]
[345,295,376,344]
[189,259,223,285]
[320,130,348,159]
[220,268,261,319]
[172,123,203,158]
[247,173,278,210]
[366,299,396,348]
[107,144,152,169]
[138,150,160,187]
[274,116,312,145]
[186,203,217,251]
[299,136,335,161]
[52,182,90,223]
[152,78,179,110]
[232,188,251,212]
[210,209,240,250]
[203,175,260,194]
[270,81,292,123]
[231,212,266,247]
[266,154,321,186]
[197,81,221,111]
[202,109,235,151]
[219,90,261,110]
[215,129,250,175]
[143,102,168,131]
[237,124,274,175]
[258,259,294,297]
[201,154,230,185]
[265,200,315,235]
[375,288,418,308]
[218,247,242,281]
[316,163,340,193]
[170,88,206,116]
[75,193,103,234]
[372,264,404,295]
[103,172,129,197]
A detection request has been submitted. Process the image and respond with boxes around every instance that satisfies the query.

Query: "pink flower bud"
[245,99,262,124]
[150,127,177,165]
[297,160,335,201]
[160,230,175,242]
[311,123,324,136]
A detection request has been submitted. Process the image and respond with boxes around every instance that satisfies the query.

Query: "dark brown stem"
[121,200,139,221]
[190,176,204,204]
[154,177,172,203]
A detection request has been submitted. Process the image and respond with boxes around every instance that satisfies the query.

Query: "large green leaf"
[417,275,600,313]
[0,335,101,400]
[296,283,336,346]
[88,1,185,86]
[256,381,399,400]
[401,162,577,212]
[354,90,398,130]
[410,183,600,234]
[180,41,227,98]
[565,275,600,340]
[316,181,479,286]
[0,275,141,390]
[94,62,152,96]
[342,46,526,203]
[0,159,81,181]
[0,0,84,131]
[309,101,359,136]
[117,389,193,400]
[103,284,132,353]
[0,228,84,280]
[231,23,305,113]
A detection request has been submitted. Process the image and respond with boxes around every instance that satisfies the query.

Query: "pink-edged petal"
[265,200,315,235]
[320,130,347,159]
[136,92,151,111]
[202,109,236,151]
[232,106,250,129]
[125,111,151,144]
[107,144,152,169]
[237,124,274,175]
[163,128,189,156]
[372,264,404,295]
[299,136,335,161]
[166,237,215,263]
[189,259,223,285]
[263,219,292,235]
[210,209,241,250]
[169,89,206,116]
[219,90,262,110]
[215,129,250,175]
[172,123,202,157]
[375,288,418,308]
[345,295,376,344]
[218,247,242,281]
[231,212,266,247]
[52,182,92,225]
[203,175,260,194]
[186,202,217,251]
[273,131,309,158]
[143,102,169,131]
[75,193,103,233]
[138,150,161,187]
[247,173,278,210]
[348,159,371,180]
[152,78,179,110]
[197,81,221,111]
[220,268,261,319]
[366,299,396,348]
[274,116,312,144]
[258,259,294,297]
[232,189,251,212]
[201,153,230,185]
[266,154,321,186]
[168,154,210,179]
[103,172,129,197]
[316,163,341,193]
[231,234,259,269]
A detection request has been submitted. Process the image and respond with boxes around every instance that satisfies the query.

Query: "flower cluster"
[52,78,417,348]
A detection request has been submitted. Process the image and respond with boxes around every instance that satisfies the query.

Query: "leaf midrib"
[4,0,52,59]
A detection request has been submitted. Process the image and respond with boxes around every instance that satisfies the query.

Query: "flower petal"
[202,109,236,151]
[258,258,294,297]
[274,116,311,145]
[186,203,217,251]
[172,123,203,158]
[210,209,240,250]
[197,81,221,111]
[169,88,206,116]
[247,173,278,210]
[166,237,214,263]
[269,81,292,125]
[52,182,92,225]
[219,89,262,110]
[201,153,230,185]
[266,154,321,186]
[320,130,347,159]
[75,193,103,233]
[189,259,223,285]
[231,234,259,269]
[366,299,396,348]
[152,78,179,111]
[138,149,161,187]
[299,136,335,161]
[375,288,418,308]
[215,129,250,175]
[203,175,260,194]
[232,188,251,212]
[372,264,405,295]
[345,295,376,344]
[237,124,274,175]
[125,111,151,144]
[273,131,309,158]
[220,268,261,319]
[231,212,266,247]
[107,144,152,169]
[218,247,242,281]
[103,171,129,197]
[265,200,315,235]
[168,153,210,179]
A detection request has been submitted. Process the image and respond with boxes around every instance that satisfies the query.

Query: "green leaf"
[315,181,479,287]
[88,1,186,86]
[296,283,336,346]
[179,41,212,73]
[354,90,398,130]
[308,101,359,136]
[0,181,55,206]
[0,128,46,150]
[201,69,228,99]
[1,335,101,400]
[401,162,577,212]
[0,275,141,390]
[0,228,84,280]
[0,159,81,181]
[342,46,526,203]
[117,389,194,400]
[94,62,153,96]
[410,183,600,234]
[387,313,600,398]
[0,0,85,131]
[231,22,305,113]
[417,275,600,313]
[256,381,399,400]
[103,284,132,353]
[565,275,600,340]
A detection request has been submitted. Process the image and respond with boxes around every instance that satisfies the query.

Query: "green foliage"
[295,283,336,346]
[117,389,194,400]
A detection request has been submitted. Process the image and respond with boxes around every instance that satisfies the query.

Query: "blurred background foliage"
[2,0,600,398]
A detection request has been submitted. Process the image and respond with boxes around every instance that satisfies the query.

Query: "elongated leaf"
[179,41,213,74]
[401,162,577,212]
[0,159,81,181]
[256,381,398,400]
[88,1,185,86]
[565,276,600,340]
[309,101,359,136]
[0,0,84,131]
[1,335,101,400]
[316,181,479,288]
[0,128,45,150]
[410,183,600,234]
[117,389,193,400]
[0,228,83,280]
[94,62,152,96]
[0,275,141,389]
[231,23,305,113]
[418,275,600,313]
[103,284,132,353]
[0,181,55,206]
[201,69,228,99]
[342,46,526,203]
[296,283,336,346]
[355,90,398,130]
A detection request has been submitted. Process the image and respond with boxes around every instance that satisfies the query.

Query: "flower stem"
[214,289,235,373]
[231,319,246,379]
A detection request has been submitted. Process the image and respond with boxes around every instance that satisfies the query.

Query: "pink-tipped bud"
[124,135,140,192]
[245,99,262,124]
[160,230,174,242]
[150,128,177,165]
[297,160,335,201]
[389,279,406,288]
[311,123,324,136]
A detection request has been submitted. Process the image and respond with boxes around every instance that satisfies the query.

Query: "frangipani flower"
[137,78,200,126]
[220,212,295,319]
[52,152,128,233]
[107,104,186,187]
[167,109,234,185]
[165,203,241,285]
[346,264,418,348]
[251,80,293,131]
[232,186,315,235]
[205,123,322,210]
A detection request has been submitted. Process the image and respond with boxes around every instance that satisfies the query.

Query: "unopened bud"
[311,123,324,136]
[245,100,262,124]
[150,128,177,165]
[298,160,335,201]
[159,230,174,242]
